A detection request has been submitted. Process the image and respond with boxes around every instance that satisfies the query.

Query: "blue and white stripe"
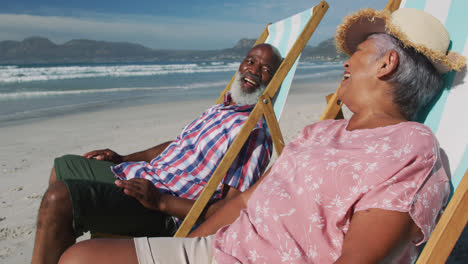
[402,0,468,189]
[265,6,314,120]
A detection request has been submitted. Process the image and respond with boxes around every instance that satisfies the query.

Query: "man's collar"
[224,92,258,107]
[223,92,233,106]
[221,92,255,111]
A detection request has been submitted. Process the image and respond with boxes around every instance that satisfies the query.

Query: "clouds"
[0,0,388,50]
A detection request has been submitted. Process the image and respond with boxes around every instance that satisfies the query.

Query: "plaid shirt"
[112,93,272,205]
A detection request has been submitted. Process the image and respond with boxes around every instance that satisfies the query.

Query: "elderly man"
[58,8,465,264]
[32,43,282,264]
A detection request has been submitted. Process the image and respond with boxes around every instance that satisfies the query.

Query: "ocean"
[0,61,343,127]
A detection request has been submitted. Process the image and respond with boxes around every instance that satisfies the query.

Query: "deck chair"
[321,0,468,262]
[90,1,329,240]
[173,1,330,237]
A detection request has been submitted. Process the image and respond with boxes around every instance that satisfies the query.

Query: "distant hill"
[302,38,348,61]
[0,36,346,64]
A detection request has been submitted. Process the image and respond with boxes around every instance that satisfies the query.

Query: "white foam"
[0,61,341,84]
[0,65,18,70]
[0,63,240,84]
[0,80,229,100]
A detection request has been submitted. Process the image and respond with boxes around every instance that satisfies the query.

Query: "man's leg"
[33,179,176,264]
[49,167,58,185]
[34,155,118,263]
[34,155,176,263]
[52,154,117,184]
[32,181,75,264]
[61,180,177,237]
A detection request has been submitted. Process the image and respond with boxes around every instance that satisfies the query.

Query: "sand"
[0,80,340,263]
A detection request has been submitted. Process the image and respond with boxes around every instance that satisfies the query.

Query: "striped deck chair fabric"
[399,0,468,263]
[264,7,313,119]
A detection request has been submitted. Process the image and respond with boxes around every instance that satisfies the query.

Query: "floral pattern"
[213,119,450,263]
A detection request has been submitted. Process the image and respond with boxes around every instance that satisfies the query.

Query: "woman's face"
[338,38,381,110]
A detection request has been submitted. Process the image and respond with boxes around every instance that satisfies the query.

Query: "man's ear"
[377,50,399,78]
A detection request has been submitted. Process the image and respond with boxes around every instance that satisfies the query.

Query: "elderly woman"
[58,8,466,264]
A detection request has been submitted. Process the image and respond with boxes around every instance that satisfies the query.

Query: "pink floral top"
[213,119,450,263]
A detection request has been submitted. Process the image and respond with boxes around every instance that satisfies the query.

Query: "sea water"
[0,61,342,127]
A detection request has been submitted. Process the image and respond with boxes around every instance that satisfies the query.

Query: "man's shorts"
[54,154,176,237]
[134,236,215,264]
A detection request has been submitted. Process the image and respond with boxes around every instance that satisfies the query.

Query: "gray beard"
[230,71,266,105]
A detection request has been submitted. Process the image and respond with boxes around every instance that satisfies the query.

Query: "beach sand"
[0,80,340,263]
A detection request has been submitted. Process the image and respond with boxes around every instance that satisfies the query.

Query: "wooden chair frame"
[174,1,330,237]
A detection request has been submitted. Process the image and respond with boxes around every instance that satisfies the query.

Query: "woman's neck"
[346,110,407,131]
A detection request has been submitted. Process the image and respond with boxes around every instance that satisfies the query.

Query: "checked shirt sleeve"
[223,124,273,192]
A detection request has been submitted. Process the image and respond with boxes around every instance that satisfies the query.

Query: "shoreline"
[0,79,340,263]
[0,71,341,129]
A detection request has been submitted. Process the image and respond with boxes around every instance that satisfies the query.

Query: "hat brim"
[335,8,466,73]
[335,9,388,56]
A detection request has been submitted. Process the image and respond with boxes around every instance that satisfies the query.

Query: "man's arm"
[336,208,422,263]
[83,141,172,163]
[116,168,270,237]
[159,125,272,225]
[121,141,172,163]
[160,184,241,221]
[115,179,241,221]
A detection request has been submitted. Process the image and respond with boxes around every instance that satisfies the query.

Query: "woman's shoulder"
[399,121,434,134]
[396,121,437,141]
[391,121,440,154]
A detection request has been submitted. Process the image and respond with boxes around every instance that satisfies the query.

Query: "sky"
[0,0,388,50]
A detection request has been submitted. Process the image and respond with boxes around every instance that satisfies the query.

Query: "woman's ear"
[377,50,399,78]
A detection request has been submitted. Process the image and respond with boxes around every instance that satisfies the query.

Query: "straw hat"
[335,8,466,74]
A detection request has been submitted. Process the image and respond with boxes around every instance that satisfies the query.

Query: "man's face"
[237,44,280,94]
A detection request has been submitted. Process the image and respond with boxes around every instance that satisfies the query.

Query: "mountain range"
[0,36,346,64]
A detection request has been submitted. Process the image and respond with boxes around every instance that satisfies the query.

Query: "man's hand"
[83,149,123,163]
[115,178,162,211]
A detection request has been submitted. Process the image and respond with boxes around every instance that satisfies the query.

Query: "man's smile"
[241,73,260,90]
[244,77,258,86]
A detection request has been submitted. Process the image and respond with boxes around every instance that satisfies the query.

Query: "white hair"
[230,71,266,105]
[368,33,443,120]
